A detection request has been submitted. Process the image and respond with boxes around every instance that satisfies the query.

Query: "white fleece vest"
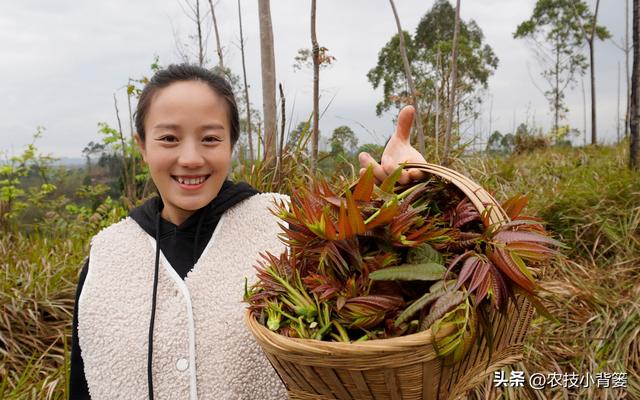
[78,193,289,400]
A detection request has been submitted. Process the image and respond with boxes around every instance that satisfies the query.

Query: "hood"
[129,179,259,273]
[130,179,258,237]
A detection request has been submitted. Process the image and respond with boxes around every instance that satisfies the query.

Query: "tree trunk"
[554,37,560,135]
[208,0,225,71]
[279,83,286,158]
[277,83,286,186]
[196,0,204,67]
[618,62,622,143]
[388,0,425,155]
[626,0,632,138]
[630,0,639,170]
[238,0,253,161]
[113,94,134,203]
[582,77,587,146]
[435,51,441,159]
[258,0,277,162]
[582,0,601,145]
[488,94,493,138]
[589,38,597,144]
[443,0,461,165]
[311,0,319,171]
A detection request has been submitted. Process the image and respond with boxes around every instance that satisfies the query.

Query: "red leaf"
[365,198,399,229]
[493,231,563,247]
[352,165,375,202]
[346,190,366,235]
[488,262,508,310]
[488,248,536,293]
[337,201,351,239]
[501,194,528,219]
[467,260,490,296]
[454,256,480,290]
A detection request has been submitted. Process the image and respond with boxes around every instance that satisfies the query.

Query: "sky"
[0,0,629,158]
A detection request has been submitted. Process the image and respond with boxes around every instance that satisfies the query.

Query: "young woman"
[69,64,427,399]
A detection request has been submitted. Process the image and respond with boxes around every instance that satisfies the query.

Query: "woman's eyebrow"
[201,123,225,130]
[152,123,180,130]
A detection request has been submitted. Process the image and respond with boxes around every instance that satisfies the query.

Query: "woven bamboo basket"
[245,163,535,400]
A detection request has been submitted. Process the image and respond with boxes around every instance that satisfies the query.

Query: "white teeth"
[176,176,206,185]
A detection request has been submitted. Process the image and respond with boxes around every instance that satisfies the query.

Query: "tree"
[329,126,358,155]
[631,0,639,170]
[443,0,461,164]
[571,0,611,145]
[501,133,515,153]
[613,0,632,139]
[208,0,225,71]
[237,0,254,161]
[388,0,425,155]
[175,0,206,66]
[486,131,503,153]
[287,121,311,151]
[368,0,498,151]
[82,141,105,173]
[258,0,277,162]
[627,0,633,138]
[514,0,607,139]
[311,0,320,170]
[486,131,515,154]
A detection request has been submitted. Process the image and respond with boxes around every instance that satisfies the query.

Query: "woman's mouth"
[172,175,210,189]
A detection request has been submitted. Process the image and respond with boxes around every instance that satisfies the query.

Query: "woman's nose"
[178,142,205,167]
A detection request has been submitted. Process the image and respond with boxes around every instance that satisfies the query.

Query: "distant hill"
[0,157,86,168]
[52,157,85,167]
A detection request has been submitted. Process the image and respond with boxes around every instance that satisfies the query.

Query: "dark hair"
[134,64,239,147]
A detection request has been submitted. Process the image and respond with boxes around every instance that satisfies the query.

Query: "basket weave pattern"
[246,164,534,400]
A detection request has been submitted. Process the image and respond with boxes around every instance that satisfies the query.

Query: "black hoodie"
[68,180,258,399]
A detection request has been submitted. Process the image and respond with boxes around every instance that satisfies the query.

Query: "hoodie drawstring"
[148,203,209,399]
[148,210,161,400]
[192,201,212,267]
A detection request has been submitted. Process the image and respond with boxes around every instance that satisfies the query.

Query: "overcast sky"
[0,0,628,158]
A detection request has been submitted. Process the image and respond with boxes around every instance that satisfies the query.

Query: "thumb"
[394,105,415,143]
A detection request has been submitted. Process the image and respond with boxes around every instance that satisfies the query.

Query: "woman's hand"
[358,105,427,184]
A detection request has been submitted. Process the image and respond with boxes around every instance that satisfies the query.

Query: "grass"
[1,143,638,399]
[1,232,85,400]
[459,144,639,399]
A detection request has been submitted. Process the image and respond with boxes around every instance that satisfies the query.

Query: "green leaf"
[332,321,351,342]
[421,290,464,330]
[395,290,444,327]
[379,166,404,193]
[369,262,447,281]
[364,196,399,229]
[406,243,444,265]
[513,287,559,323]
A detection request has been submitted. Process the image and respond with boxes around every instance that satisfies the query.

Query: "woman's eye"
[158,136,178,143]
[203,136,222,144]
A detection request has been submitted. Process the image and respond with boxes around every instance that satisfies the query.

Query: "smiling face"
[136,80,232,225]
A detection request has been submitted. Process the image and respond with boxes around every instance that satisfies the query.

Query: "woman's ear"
[134,133,147,162]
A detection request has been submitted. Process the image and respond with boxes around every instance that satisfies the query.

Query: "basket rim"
[245,308,457,353]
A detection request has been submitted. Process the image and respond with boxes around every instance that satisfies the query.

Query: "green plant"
[246,165,562,361]
[0,128,60,231]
